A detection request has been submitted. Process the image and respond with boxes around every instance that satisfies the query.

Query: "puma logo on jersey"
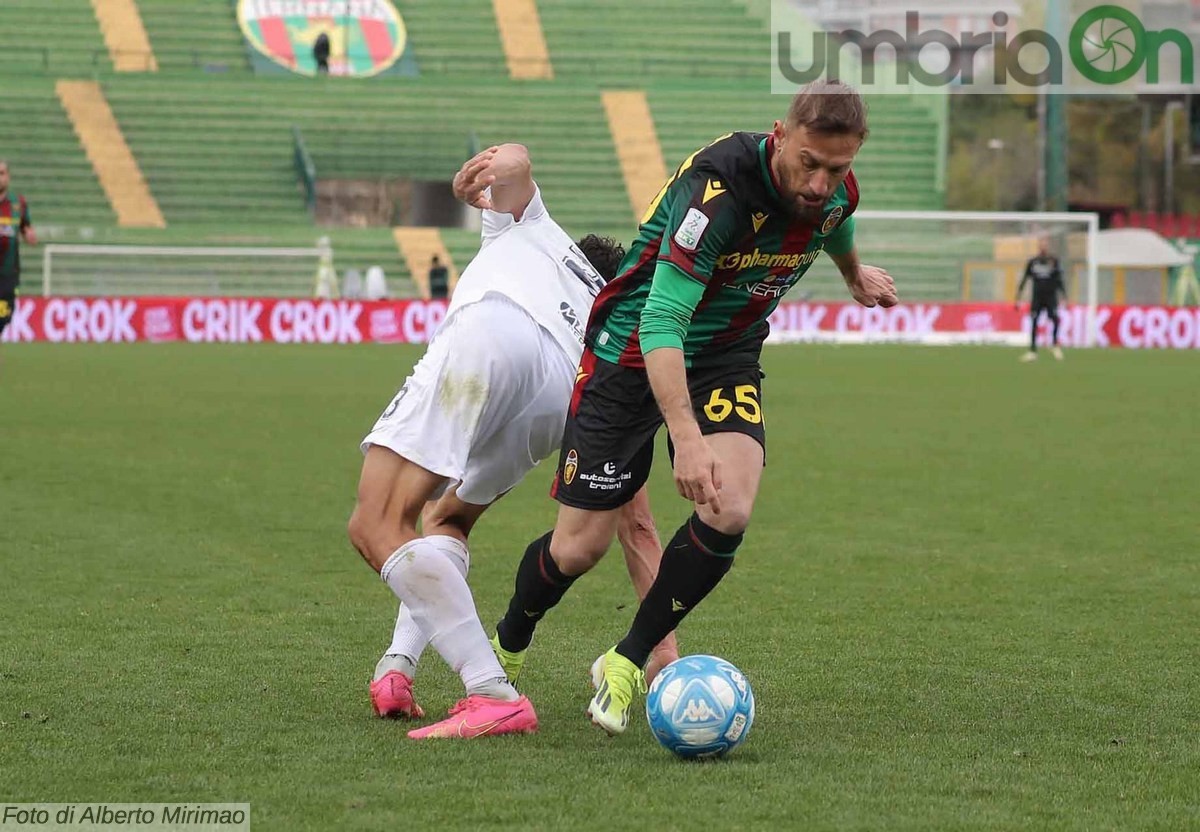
[702,179,726,204]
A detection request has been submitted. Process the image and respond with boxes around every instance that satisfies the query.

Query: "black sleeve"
[1017,259,1033,298]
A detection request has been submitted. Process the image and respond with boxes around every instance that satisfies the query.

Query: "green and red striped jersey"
[587,132,858,368]
[0,193,31,288]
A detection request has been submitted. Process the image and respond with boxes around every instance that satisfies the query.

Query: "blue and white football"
[645,655,755,759]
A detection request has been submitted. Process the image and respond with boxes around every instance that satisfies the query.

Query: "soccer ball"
[645,655,755,759]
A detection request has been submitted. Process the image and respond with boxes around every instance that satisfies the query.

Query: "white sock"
[381,538,517,701]
[377,536,472,681]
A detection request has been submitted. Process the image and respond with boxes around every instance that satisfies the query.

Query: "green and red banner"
[237,0,415,77]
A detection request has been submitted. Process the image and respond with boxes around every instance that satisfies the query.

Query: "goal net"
[770,210,1101,347]
[41,244,333,298]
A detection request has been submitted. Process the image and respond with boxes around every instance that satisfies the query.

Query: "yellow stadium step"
[601,90,668,222]
[90,0,158,72]
[56,80,165,228]
[492,0,553,80]
[391,228,457,300]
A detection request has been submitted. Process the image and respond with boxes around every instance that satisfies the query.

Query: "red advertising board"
[3,297,1200,349]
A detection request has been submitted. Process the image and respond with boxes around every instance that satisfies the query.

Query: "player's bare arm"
[452,143,536,220]
[829,247,898,308]
[644,347,723,513]
[486,144,535,219]
[452,146,498,209]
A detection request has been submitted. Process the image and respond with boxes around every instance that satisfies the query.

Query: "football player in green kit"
[491,80,899,734]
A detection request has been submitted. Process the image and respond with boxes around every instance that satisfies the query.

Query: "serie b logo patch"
[564,449,579,485]
[821,205,844,235]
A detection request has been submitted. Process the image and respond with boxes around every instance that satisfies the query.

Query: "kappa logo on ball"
[564,449,579,485]
[680,698,720,723]
[821,205,844,235]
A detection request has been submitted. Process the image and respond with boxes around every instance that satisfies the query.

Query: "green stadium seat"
[0,0,109,74]
[0,0,948,297]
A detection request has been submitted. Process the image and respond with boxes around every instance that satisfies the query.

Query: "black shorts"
[1030,298,1060,318]
[551,349,767,511]
[0,288,15,336]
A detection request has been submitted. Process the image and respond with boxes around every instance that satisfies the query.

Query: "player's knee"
[697,500,753,536]
[550,542,606,575]
[347,507,410,571]
[549,527,610,574]
[346,508,375,560]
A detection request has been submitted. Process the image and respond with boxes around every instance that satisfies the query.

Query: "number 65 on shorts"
[551,350,766,511]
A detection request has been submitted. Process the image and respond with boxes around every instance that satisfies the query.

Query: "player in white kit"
[348,144,678,739]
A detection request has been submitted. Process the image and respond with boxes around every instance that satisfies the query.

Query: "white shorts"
[361,293,576,505]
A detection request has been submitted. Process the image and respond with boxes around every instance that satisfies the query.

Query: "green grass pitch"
[1,343,1198,830]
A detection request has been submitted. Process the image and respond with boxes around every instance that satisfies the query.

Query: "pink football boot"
[369,671,424,719]
[407,695,538,740]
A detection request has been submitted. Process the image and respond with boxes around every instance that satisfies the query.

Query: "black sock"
[496,531,576,652]
[615,514,741,668]
[1051,311,1060,346]
[1030,310,1039,352]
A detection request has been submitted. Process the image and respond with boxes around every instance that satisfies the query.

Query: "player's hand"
[848,264,898,308]
[672,433,722,514]
[452,147,499,210]
[22,228,37,246]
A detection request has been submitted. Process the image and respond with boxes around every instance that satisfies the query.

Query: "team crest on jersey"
[821,205,844,235]
[564,449,579,485]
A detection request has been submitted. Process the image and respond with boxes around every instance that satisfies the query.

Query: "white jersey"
[446,185,604,364]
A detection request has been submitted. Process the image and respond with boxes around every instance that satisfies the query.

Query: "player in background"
[1015,237,1066,361]
[490,81,898,735]
[348,144,677,740]
[0,160,38,350]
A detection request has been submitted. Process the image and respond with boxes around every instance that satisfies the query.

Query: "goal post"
[41,243,334,299]
[785,210,1101,347]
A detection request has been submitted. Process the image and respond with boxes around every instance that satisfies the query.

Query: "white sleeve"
[480,184,548,246]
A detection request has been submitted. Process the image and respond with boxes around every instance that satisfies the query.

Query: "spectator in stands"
[0,159,37,345]
[313,32,331,75]
[428,255,450,300]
